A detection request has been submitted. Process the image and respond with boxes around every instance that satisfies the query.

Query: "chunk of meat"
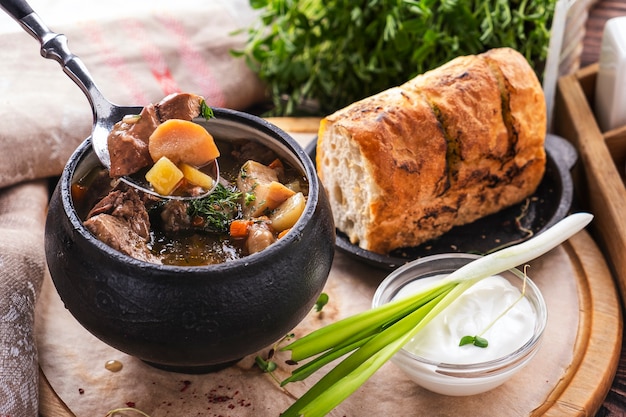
[87,188,150,240]
[128,105,160,139]
[232,141,279,166]
[107,105,160,177]
[160,200,192,233]
[245,222,276,254]
[107,124,153,177]
[84,214,161,264]
[107,93,204,177]
[156,93,204,121]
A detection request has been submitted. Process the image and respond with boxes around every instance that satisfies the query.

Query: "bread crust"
[317,48,546,254]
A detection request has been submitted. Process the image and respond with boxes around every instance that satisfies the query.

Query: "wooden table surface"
[36,3,626,415]
[582,2,626,416]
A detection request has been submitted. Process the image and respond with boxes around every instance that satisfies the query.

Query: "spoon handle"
[0,0,115,118]
[0,0,29,19]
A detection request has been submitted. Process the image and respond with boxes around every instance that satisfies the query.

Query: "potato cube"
[180,163,214,189]
[270,192,306,232]
[236,160,297,216]
[145,156,184,195]
[237,160,278,191]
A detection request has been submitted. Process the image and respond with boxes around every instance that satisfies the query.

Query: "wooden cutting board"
[38,119,622,416]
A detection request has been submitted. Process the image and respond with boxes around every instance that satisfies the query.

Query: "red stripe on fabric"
[79,22,148,105]
[156,15,226,107]
[121,19,181,97]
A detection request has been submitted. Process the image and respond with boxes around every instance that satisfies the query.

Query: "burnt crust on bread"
[317,47,546,254]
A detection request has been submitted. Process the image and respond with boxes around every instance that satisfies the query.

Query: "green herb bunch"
[234,0,557,116]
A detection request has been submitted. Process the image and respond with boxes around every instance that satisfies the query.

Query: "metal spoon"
[0,0,219,200]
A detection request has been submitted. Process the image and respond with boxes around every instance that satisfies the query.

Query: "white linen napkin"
[0,0,266,188]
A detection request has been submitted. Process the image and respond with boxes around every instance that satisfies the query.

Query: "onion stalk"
[280,212,593,417]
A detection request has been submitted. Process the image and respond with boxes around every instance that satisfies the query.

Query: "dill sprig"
[187,183,242,233]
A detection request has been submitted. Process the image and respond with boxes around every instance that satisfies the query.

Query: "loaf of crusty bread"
[316,47,546,254]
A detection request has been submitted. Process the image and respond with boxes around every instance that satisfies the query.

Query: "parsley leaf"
[200,100,214,120]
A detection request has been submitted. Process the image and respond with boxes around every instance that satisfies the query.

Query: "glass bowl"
[372,253,547,396]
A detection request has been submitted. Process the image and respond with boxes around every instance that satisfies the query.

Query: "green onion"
[280,212,593,417]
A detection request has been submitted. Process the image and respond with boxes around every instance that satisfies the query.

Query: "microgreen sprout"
[279,213,593,417]
[314,293,329,312]
[255,355,277,373]
[459,265,530,348]
[255,333,297,398]
[459,335,489,348]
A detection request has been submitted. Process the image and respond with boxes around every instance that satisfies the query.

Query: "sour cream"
[394,274,536,364]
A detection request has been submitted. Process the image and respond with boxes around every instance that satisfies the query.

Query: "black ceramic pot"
[44,109,335,373]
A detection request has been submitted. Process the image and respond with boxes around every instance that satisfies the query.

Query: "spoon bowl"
[0,0,219,200]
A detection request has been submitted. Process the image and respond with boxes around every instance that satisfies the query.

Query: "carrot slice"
[268,158,284,170]
[229,219,253,238]
[71,183,88,203]
[149,119,220,166]
[264,181,296,209]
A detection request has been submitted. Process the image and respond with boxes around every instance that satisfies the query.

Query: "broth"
[73,138,309,266]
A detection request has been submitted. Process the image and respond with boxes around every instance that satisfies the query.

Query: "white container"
[594,16,626,132]
[372,254,547,396]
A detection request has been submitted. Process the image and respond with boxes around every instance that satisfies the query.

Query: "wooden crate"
[554,63,626,302]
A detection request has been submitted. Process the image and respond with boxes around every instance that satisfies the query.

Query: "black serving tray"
[306,134,576,270]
